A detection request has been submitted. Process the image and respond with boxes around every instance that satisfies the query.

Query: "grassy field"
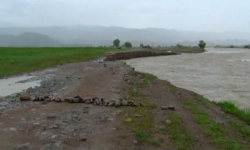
[0,47,113,78]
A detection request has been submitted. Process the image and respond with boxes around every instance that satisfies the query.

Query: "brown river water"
[125,48,250,108]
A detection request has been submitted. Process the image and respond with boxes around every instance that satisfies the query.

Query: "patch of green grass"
[150,138,164,146]
[139,73,156,85]
[230,121,250,142]
[161,112,193,150]
[169,83,177,93]
[123,105,154,142]
[122,71,157,144]
[217,101,250,125]
[128,69,137,76]
[0,47,113,77]
[194,94,211,108]
[129,71,156,87]
[184,100,242,150]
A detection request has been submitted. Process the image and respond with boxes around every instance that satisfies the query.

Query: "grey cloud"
[0,0,250,32]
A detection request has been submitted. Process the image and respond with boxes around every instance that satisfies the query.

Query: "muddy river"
[125,48,250,108]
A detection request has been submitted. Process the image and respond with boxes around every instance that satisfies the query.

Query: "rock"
[92,97,98,101]
[73,98,80,103]
[42,101,47,105]
[124,78,129,82]
[125,118,132,122]
[40,97,45,101]
[161,106,169,110]
[20,95,31,101]
[33,122,40,126]
[44,95,50,99]
[100,98,105,105]
[161,105,175,111]
[168,105,175,111]
[108,101,115,107]
[94,99,100,105]
[32,96,40,102]
[104,64,107,67]
[121,100,128,106]
[83,98,91,101]
[55,98,62,103]
[51,135,58,139]
[9,127,17,131]
[128,101,138,107]
[133,140,138,144]
[67,98,74,103]
[45,98,52,102]
[74,95,83,101]
[133,114,142,118]
[85,100,91,103]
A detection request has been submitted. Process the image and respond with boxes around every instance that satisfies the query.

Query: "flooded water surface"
[0,76,41,97]
[125,48,250,108]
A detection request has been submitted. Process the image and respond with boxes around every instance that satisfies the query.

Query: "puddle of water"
[0,76,41,97]
[125,48,250,108]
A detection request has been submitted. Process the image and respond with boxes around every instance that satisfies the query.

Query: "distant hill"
[0,34,16,46]
[0,32,61,47]
[0,26,249,46]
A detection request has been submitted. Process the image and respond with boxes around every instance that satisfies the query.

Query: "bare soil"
[0,56,249,150]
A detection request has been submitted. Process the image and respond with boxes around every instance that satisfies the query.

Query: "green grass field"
[0,47,113,78]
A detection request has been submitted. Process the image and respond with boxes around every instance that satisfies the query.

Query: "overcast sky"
[0,0,249,32]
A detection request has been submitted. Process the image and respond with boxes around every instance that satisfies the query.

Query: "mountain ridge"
[0,26,249,46]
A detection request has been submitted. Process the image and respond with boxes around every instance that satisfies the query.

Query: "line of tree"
[140,44,152,49]
[113,39,132,48]
[244,45,250,49]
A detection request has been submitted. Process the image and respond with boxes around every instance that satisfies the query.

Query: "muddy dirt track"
[0,53,250,150]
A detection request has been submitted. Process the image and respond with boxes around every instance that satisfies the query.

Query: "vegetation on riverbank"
[0,47,113,77]
[218,101,250,124]
[123,70,157,143]
[153,44,205,53]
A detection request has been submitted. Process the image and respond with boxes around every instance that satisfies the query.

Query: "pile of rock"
[65,95,138,107]
[20,95,139,108]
